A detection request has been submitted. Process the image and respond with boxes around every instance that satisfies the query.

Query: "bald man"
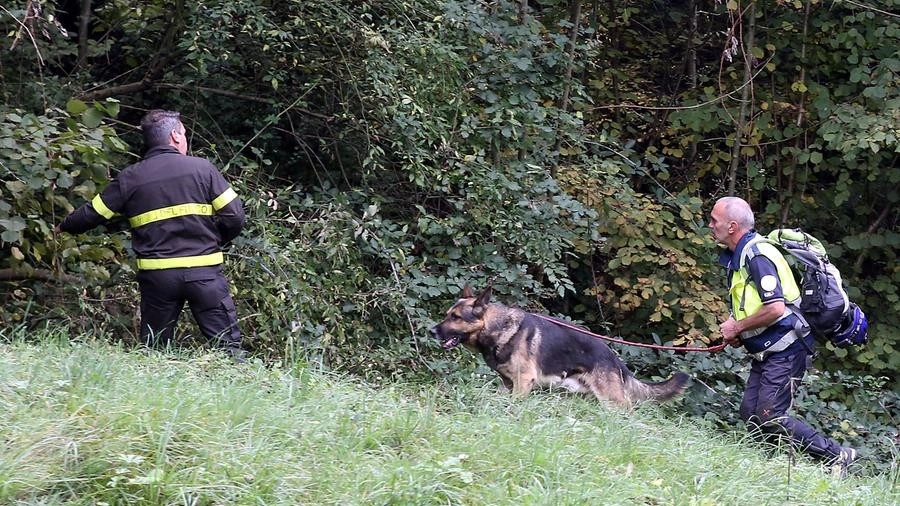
[710,196,856,474]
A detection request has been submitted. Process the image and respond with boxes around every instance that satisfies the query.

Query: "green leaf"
[66,99,88,115]
[0,217,27,232]
[101,100,121,118]
[57,172,74,188]
[863,86,885,99]
[1,229,22,242]
[82,108,103,129]
[4,180,27,196]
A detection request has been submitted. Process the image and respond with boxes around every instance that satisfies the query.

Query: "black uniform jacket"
[60,145,245,270]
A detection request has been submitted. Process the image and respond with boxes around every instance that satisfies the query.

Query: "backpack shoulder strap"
[736,235,808,321]
[734,236,772,314]
[738,236,777,270]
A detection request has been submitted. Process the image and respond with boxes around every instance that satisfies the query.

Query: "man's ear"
[170,124,189,154]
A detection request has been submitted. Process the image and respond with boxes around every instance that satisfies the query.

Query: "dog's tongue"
[442,337,460,349]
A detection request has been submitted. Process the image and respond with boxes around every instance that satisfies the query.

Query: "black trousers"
[136,265,241,350]
[740,349,843,461]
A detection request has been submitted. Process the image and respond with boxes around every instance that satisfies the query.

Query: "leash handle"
[533,314,727,353]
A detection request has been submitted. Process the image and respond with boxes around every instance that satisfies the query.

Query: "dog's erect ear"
[474,285,492,309]
[461,284,474,298]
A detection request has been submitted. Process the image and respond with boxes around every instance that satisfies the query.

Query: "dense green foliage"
[1,335,897,504]
[1,0,897,470]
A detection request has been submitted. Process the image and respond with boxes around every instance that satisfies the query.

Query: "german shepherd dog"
[430,285,690,407]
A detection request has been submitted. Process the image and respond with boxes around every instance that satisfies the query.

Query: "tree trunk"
[552,0,583,173]
[518,0,529,161]
[727,1,756,196]
[607,0,622,122]
[582,0,600,86]
[687,0,699,166]
[781,0,812,224]
[688,0,698,89]
[76,0,92,69]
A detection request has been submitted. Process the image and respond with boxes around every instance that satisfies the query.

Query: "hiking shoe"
[834,447,858,478]
[225,346,248,364]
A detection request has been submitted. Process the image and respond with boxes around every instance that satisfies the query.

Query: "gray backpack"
[763,229,867,347]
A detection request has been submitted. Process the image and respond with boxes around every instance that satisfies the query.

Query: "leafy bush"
[226,183,438,377]
[0,102,132,332]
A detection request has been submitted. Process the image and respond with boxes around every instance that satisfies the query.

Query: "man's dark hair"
[141,110,182,148]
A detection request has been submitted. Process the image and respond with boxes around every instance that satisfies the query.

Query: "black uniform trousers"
[136,265,241,351]
[740,348,843,461]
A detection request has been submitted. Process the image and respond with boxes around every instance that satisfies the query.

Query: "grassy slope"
[0,337,895,506]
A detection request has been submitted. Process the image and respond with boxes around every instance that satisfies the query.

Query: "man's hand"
[721,301,785,349]
[53,224,61,234]
[719,316,742,348]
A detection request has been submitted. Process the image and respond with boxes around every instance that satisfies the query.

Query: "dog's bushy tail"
[626,372,691,403]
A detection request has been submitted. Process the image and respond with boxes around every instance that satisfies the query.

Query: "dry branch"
[0,268,81,284]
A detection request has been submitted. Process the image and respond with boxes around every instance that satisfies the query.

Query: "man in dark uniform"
[709,196,857,475]
[57,109,246,358]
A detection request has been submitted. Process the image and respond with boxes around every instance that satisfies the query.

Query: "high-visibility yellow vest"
[730,239,801,323]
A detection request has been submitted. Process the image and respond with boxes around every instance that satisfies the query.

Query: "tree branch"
[155,83,274,104]
[854,203,893,272]
[4,1,44,64]
[0,268,81,284]
[76,79,151,101]
[75,0,185,101]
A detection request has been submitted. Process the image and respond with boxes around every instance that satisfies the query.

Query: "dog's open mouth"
[441,336,462,349]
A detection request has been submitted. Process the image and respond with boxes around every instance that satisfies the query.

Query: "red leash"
[533,313,728,353]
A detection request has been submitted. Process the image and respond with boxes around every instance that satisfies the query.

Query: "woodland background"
[0,0,897,471]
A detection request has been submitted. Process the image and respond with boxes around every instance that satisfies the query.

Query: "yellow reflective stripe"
[135,252,224,270]
[129,203,213,228]
[91,195,117,219]
[211,187,237,211]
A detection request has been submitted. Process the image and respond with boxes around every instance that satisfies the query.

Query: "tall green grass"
[1,333,896,505]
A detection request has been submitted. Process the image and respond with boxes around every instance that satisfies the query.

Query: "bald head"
[709,197,755,250]
[716,197,755,229]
